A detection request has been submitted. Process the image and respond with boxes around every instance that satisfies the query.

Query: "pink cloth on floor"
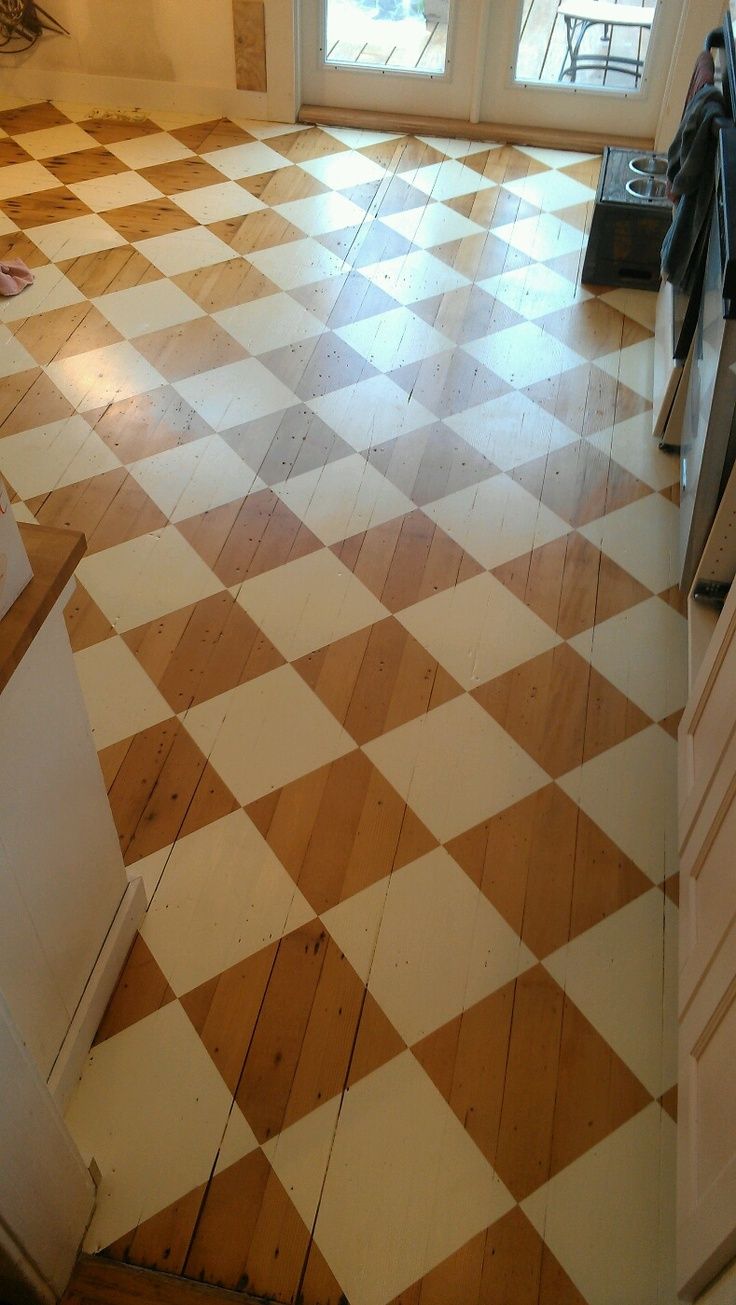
[0,259,34,297]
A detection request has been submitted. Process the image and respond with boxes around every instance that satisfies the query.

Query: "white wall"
[0,0,297,122]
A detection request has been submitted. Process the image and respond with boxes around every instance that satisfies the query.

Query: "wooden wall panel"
[232,0,267,93]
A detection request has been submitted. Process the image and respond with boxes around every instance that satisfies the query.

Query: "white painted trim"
[48,878,146,1112]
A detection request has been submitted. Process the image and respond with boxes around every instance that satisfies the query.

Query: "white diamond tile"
[69,170,165,213]
[246,237,346,290]
[265,1051,514,1305]
[400,159,497,201]
[557,725,677,883]
[425,473,571,569]
[141,810,314,993]
[273,452,413,545]
[579,494,679,595]
[335,306,452,372]
[93,280,204,338]
[274,192,371,236]
[299,150,386,189]
[397,571,560,689]
[464,321,584,389]
[26,213,126,262]
[214,293,324,356]
[570,598,687,722]
[522,1104,676,1305]
[324,849,535,1044]
[491,213,585,261]
[74,636,171,750]
[134,226,236,276]
[502,170,595,212]
[170,180,266,223]
[0,264,84,323]
[587,412,679,490]
[14,123,99,159]
[46,340,165,410]
[202,140,293,179]
[236,547,388,660]
[174,358,298,431]
[106,132,194,170]
[480,262,591,320]
[308,374,436,450]
[76,526,223,632]
[361,250,469,305]
[364,694,548,842]
[65,1003,235,1253]
[0,414,120,497]
[180,664,356,805]
[381,202,484,248]
[543,889,678,1098]
[128,433,263,522]
[446,391,578,470]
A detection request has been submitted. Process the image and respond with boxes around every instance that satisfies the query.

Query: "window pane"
[515,0,655,90]
[325,0,450,75]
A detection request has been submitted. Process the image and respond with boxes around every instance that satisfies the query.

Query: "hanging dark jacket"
[661,83,725,293]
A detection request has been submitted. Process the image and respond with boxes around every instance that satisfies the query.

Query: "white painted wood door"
[677,578,736,1299]
[299,0,694,139]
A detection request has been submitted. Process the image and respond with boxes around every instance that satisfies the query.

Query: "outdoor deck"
[325,0,653,90]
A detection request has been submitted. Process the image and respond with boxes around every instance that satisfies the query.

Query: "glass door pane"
[324,0,451,75]
[515,0,655,91]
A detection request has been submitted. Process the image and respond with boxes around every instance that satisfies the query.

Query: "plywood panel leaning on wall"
[232,0,267,91]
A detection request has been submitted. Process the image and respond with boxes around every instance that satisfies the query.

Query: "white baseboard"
[1,65,269,122]
[47,877,146,1111]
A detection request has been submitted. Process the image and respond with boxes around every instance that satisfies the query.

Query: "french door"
[299,0,690,141]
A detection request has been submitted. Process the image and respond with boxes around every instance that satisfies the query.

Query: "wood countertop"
[0,523,86,696]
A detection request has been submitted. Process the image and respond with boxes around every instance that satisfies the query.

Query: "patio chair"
[556,0,656,85]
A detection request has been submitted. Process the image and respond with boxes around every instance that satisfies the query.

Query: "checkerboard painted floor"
[0,95,684,1305]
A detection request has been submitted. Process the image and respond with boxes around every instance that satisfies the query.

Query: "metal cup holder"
[626,175,667,200]
[629,155,667,177]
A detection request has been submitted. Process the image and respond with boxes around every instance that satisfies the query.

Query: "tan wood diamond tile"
[0,138,32,166]
[267,126,349,163]
[538,297,650,360]
[102,718,239,867]
[0,101,71,134]
[207,923,402,1140]
[524,362,651,437]
[177,487,322,587]
[446,784,652,960]
[64,583,116,652]
[0,229,50,268]
[0,368,74,437]
[179,942,279,1096]
[388,1205,588,1305]
[660,1084,678,1122]
[208,207,305,254]
[104,1181,208,1277]
[413,963,652,1201]
[43,146,130,184]
[87,384,213,461]
[362,422,498,507]
[171,119,255,152]
[492,531,652,639]
[102,197,199,241]
[0,185,92,228]
[184,1149,311,1297]
[411,281,524,344]
[137,156,228,195]
[239,165,330,206]
[390,348,510,417]
[331,508,482,612]
[93,936,175,1045]
[293,615,463,745]
[221,405,353,485]
[298,1242,351,1305]
[511,438,652,529]
[28,467,167,554]
[12,300,122,365]
[259,331,374,401]
[75,117,161,144]
[133,316,248,381]
[171,258,278,312]
[246,749,437,915]
[123,590,285,712]
[294,270,399,329]
[56,245,163,295]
